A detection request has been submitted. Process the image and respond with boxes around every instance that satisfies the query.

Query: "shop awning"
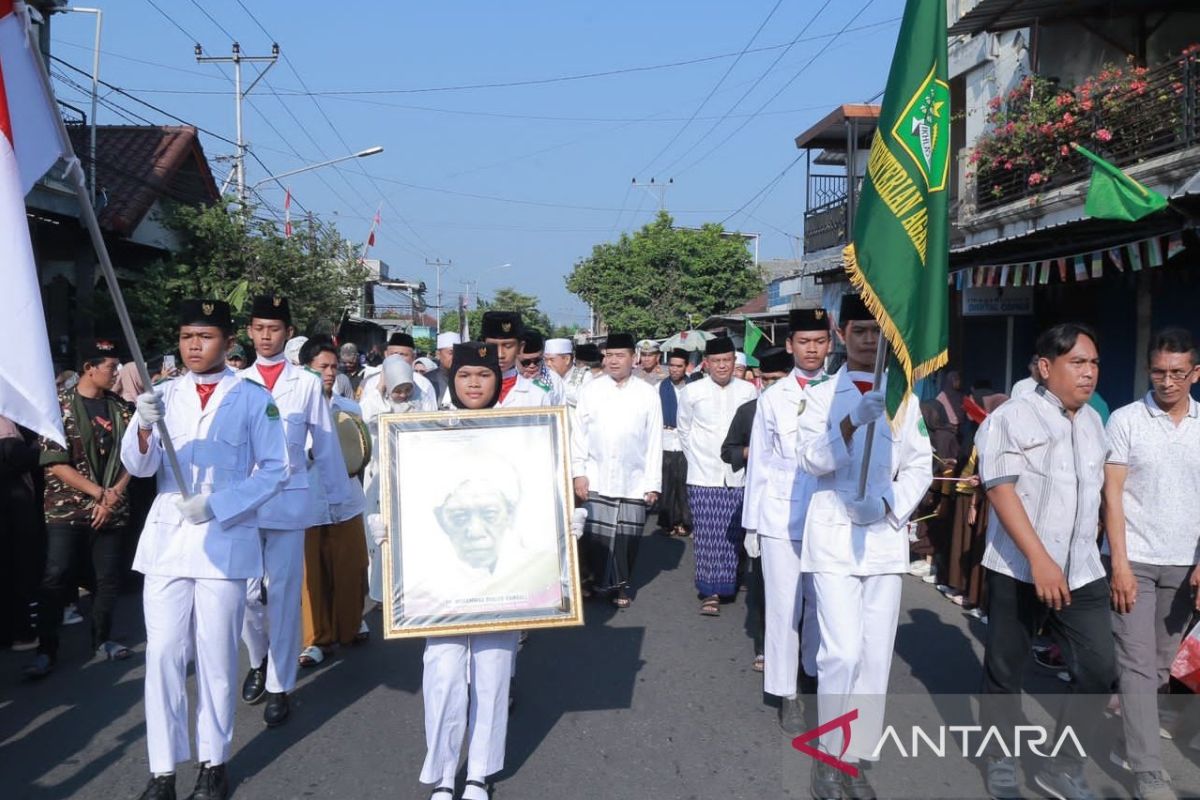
[947,0,1185,38]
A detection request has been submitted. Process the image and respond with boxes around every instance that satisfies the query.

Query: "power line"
[636,0,784,178]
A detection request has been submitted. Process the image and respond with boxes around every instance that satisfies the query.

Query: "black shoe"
[984,756,1020,800]
[780,695,805,735]
[136,774,176,800]
[21,652,56,680]
[810,760,844,799]
[263,691,289,727]
[241,657,267,704]
[841,764,876,800]
[189,763,228,800]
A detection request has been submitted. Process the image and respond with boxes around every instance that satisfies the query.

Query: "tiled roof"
[730,291,768,314]
[65,125,220,236]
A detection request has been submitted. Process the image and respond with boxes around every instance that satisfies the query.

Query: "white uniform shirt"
[677,375,758,488]
[305,394,367,527]
[571,374,663,499]
[240,360,349,530]
[120,371,288,579]
[976,386,1107,590]
[498,371,554,409]
[795,368,933,575]
[1104,393,1200,566]
[1010,376,1039,398]
[742,368,828,539]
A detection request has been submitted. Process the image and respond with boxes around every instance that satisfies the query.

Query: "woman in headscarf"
[935,369,963,436]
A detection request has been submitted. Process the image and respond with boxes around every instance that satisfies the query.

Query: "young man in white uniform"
[741,307,831,734]
[481,311,554,410]
[238,296,350,727]
[795,295,932,800]
[122,299,287,800]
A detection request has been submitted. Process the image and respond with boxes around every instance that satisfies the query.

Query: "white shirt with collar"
[305,394,367,527]
[239,357,350,530]
[976,385,1107,589]
[742,367,829,540]
[498,369,554,409]
[794,367,933,575]
[677,374,758,488]
[120,369,288,579]
[1104,392,1200,566]
[571,373,663,500]
[661,378,687,453]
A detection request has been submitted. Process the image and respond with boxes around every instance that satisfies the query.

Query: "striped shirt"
[976,385,1107,590]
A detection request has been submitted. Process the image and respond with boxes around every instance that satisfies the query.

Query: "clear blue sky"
[48,0,905,329]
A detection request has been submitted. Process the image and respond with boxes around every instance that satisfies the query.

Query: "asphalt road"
[3,529,1200,799]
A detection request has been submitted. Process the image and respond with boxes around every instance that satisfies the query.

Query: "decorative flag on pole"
[283,187,292,238]
[1057,257,1068,281]
[1109,247,1125,272]
[841,0,949,420]
[0,0,66,445]
[1072,143,1168,221]
[1148,236,1164,268]
[742,317,764,368]
[1038,261,1051,285]
[1090,253,1103,279]
[999,264,1010,286]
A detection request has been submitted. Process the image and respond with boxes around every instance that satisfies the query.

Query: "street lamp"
[249,146,384,190]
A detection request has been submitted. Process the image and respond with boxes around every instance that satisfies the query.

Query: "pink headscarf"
[114,361,145,402]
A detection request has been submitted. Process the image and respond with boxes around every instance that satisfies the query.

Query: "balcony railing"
[804,200,849,253]
[972,52,1200,212]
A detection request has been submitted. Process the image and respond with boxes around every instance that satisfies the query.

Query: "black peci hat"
[387,331,415,348]
[249,294,292,324]
[604,333,636,351]
[520,328,546,353]
[789,307,831,333]
[838,294,874,326]
[179,299,233,332]
[757,347,794,374]
[666,348,690,362]
[576,343,602,363]
[480,311,524,340]
[79,338,121,363]
[704,336,736,356]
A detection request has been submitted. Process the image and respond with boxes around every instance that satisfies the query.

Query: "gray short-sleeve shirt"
[976,386,1107,589]
[1104,393,1200,566]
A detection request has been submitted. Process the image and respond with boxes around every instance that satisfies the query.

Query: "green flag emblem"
[892,66,951,193]
[743,318,765,368]
[1072,143,1169,222]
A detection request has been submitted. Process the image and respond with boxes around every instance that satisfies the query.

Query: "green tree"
[440,286,555,339]
[565,211,762,337]
[126,203,367,355]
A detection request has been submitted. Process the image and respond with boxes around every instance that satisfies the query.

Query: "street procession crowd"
[2,291,1200,800]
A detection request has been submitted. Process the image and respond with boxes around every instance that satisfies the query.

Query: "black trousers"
[981,570,1117,763]
[658,450,692,531]
[36,523,126,657]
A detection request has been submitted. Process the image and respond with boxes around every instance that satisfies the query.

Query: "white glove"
[848,390,885,427]
[136,390,166,429]
[570,508,588,540]
[743,530,761,558]
[366,512,387,546]
[846,496,887,526]
[176,492,214,525]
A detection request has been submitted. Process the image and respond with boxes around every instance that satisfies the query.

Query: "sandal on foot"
[354,620,370,644]
[753,654,765,672]
[700,596,720,616]
[463,779,493,799]
[612,593,631,609]
[298,645,325,667]
[97,641,131,661]
[429,787,453,798]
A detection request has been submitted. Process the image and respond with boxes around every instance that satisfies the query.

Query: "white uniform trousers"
[242,528,305,693]
[760,537,818,697]
[143,575,246,774]
[420,631,520,786]
[812,572,901,763]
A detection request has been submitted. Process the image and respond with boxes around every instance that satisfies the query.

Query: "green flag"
[1072,143,1169,221]
[843,0,950,420]
[742,317,764,367]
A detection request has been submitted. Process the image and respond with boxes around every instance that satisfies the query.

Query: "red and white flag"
[283,187,292,238]
[366,208,380,249]
[0,0,66,445]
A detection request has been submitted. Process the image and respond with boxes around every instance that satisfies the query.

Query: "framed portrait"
[378,405,583,639]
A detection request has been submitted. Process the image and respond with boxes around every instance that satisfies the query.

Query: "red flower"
[1060,144,1070,156]
[1062,112,1075,124]
[1095,128,1113,142]
[1028,172,1045,186]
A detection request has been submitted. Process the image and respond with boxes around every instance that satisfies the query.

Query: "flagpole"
[24,17,189,496]
[856,337,887,500]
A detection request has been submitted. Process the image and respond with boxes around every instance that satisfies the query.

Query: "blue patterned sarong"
[687,485,745,597]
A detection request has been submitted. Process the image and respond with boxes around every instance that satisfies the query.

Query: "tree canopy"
[565,211,762,338]
[125,203,367,355]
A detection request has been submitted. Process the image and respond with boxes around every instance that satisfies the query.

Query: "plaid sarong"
[582,492,647,592]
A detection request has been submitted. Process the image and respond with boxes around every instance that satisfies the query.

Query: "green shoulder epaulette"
[533,377,552,393]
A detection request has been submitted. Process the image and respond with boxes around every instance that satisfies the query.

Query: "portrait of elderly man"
[394,447,563,621]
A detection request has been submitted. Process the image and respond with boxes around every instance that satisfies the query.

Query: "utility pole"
[426,258,452,336]
[196,42,280,204]
[631,177,674,211]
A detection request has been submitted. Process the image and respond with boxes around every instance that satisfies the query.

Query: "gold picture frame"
[378,405,583,639]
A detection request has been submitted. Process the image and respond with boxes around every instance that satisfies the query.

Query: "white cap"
[544,338,573,355]
[734,351,747,367]
[436,332,462,349]
[284,336,308,365]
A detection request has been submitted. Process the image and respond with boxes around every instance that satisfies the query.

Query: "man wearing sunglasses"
[518,329,565,405]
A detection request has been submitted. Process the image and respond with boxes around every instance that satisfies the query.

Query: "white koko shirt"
[571,373,663,500]
[677,375,758,488]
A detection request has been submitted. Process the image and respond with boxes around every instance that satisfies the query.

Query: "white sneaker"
[62,605,83,625]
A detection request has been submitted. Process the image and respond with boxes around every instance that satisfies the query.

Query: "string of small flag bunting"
[952,231,1187,289]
